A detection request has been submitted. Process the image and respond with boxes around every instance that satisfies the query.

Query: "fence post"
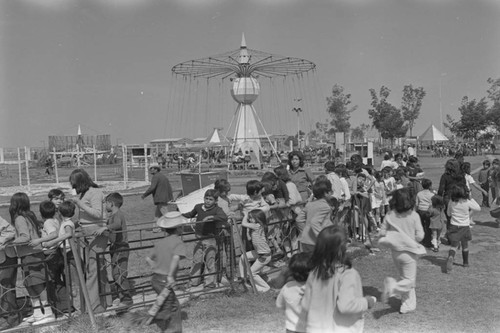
[76,144,81,168]
[53,148,59,184]
[17,147,22,186]
[231,218,257,293]
[122,145,128,189]
[24,147,31,193]
[69,238,98,331]
[144,143,149,183]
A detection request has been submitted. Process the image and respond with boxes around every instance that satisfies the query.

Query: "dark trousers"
[45,249,73,316]
[0,256,20,328]
[151,274,182,333]
[110,245,132,303]
[21,253,46,297]
[417,210,432,247]
[481,183,490,207]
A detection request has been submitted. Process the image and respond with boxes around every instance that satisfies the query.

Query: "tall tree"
[350,123,371,142]
[446,97,489,139]
[313,119,335,141]
[350,127,364,142]
[487,77,500,104]
[486,78,500,134]
[445,114,459,137]
[401,85,426,136]
[487,101,500,133]
[326,84,357,133]
[368,86,407,146]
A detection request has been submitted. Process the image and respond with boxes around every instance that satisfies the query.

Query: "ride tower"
[171,34,315,164]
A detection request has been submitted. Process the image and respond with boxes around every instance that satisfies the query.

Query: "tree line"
[310,78,500,145]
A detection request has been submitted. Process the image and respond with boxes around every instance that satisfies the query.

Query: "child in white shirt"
[44,201,78,299]
[276,252,311,333]
[445,185,480,273]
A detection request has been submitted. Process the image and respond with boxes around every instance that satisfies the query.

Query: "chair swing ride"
[170,34,317,165]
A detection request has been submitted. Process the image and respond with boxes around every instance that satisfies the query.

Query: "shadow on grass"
[474,220,500,228]
[372,297,401,319]
[420,255,447,273]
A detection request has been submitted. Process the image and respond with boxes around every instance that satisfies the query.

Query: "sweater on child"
[182,204,227,236]
[301,266,369,333]
[416,189,434,211]
[276,280,307,333]
[379,211,424,252]
[297,198,332,247]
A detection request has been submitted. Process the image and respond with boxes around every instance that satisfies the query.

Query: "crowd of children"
[0,176,134,330]
[0,153,497,332]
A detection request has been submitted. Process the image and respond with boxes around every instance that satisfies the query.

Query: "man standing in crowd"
[142,164,174,219]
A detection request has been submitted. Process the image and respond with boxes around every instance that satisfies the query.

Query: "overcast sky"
[1,0,499,148]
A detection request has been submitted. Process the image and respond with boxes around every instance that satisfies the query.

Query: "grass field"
[3,154,500,333]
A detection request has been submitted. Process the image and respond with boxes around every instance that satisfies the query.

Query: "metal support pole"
[24,147,31,193]
[144,144,149,182]
[122,145,128,189]
[93,145,97,181]
[17,147,22,186]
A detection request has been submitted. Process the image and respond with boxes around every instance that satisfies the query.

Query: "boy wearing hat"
[146,212,187,333]
[182,189,228,290]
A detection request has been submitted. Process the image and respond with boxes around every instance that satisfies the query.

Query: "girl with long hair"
[69,169,111,313]
[437,159,466,243]
[301,226,375,333]
[10,192,55,324]
[380,188,424,314]
[288,151,314,202]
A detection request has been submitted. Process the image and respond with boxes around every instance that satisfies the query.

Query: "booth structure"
[347,142,374,165]
[180,171,227,196]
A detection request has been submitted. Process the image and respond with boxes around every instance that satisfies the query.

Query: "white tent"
[419,125,448,142]
[203,128,230,146]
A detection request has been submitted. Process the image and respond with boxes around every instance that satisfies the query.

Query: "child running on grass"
[461,162,488,226]
[276,252,311,333]
[478,160,491,208]
[146,212,186,333]
[416,179,435,248]
[301,225,376,333]
[380,188,424,314]
[445,185,481,273]
[428,195,445,252]
[239,209,272,292]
